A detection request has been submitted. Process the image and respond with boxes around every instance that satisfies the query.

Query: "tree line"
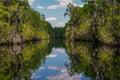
[64,0,120,45]
[1,0,120,45]
[0,0,54,44]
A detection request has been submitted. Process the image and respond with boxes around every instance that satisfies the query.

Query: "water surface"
[0,40,119,80]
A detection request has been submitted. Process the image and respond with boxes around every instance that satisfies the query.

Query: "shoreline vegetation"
[0,0,120,46]
[64,0,120,45]
[0,0,54,44]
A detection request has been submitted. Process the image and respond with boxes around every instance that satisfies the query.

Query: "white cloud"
[39,66,45,70]
[55,48,65,53]
[47,5,58,10]
[55,22,65,27]
[46,53,57,58]
[46,68,83,80]
[28,0,35,5]
[37,5,45,9]
[46,17,57,22]
[47,0,75,10]
[79,4,84,7]
[48,66,60,70]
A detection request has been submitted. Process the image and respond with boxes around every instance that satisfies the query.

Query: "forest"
[0,0,120,80]
[0,0,54,44]
[64,0,120,45]
[0,0,120,45]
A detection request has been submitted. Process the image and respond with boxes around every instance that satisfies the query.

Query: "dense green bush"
[65,0,120,44]
[0,0,53,43]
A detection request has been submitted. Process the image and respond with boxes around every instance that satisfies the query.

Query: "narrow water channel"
[0,40,119,80]
[31,47,90,80]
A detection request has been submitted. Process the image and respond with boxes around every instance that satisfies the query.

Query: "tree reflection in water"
[65,41,120,80]
[0,40,120,80]
[0,40,51,80]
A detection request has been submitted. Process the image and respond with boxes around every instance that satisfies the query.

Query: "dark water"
[0,40,120,80]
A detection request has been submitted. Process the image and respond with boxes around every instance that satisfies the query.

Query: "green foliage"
[0,0,53,43]
[53,27,65,38]
[0,40,51,80]
[65,41,120,79]
[65,0,120,44]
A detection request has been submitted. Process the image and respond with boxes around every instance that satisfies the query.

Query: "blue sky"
[28,0,85,27]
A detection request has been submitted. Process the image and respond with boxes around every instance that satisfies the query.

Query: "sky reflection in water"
[31,48,91,80]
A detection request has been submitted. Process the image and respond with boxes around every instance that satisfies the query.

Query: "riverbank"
[0,0,53,45]
[64,1,120,45]
[65,39,120,47]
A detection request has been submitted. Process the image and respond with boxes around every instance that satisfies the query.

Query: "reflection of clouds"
[55,48,65,53]
[39,66,45,70]
[60,68,66,73]
[47,68,82,80]
[48,66,60,70]
[31,73,41,79]
[46,54,57,58]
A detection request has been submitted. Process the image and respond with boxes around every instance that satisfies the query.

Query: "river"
[0,39,119,80]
